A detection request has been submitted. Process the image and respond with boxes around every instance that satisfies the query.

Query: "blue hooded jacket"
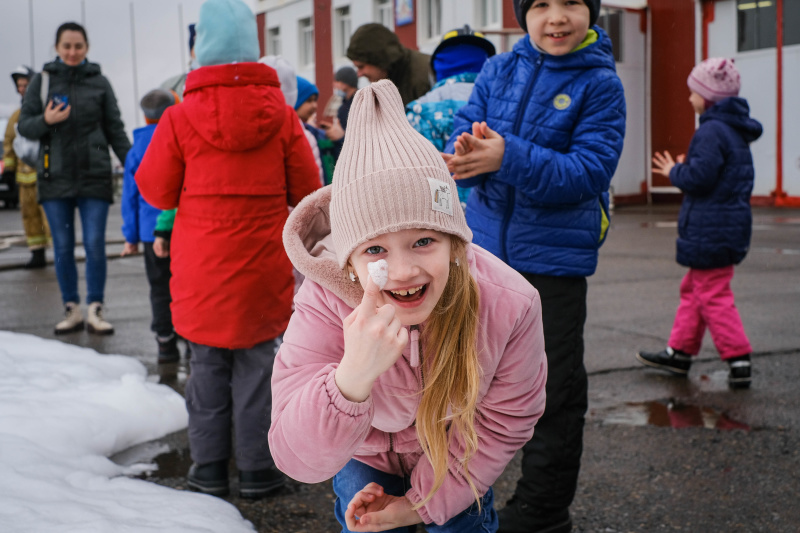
[670,97,762,269]
[446,28,626,277]
[121,124,163,244]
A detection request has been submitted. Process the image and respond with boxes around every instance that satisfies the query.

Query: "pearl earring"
[455,258,460,267]
[349,271,357,282]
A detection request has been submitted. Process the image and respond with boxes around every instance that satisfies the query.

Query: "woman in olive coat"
[19,22,130,335]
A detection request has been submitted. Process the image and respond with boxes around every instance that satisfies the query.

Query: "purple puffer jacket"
[270,186,547,525]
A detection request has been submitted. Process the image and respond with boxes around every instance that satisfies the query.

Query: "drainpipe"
[701,0,714,60]
[773,0,786,204]
[314,0,333,115]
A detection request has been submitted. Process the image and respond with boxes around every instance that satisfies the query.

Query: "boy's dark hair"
[56,22,88,47]
[514,0,600,32]
[140,89,176,121]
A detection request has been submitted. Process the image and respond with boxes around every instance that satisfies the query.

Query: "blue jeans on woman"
[333,459,498,533]
[42,197,110,305]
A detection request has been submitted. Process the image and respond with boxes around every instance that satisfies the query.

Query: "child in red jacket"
[135,0,320,500]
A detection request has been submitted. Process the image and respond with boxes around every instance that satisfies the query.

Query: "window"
[375,0,393,29]
[268,26,281,56]
[421,0,442,41]
[335,6,352,58]
[299,17,314,67]
[737,0,800,51]
[596,8,622,62]
[476,0,500,28]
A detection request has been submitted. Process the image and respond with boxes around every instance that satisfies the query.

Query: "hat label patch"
[553,94,572,110]
[427,178,453,216]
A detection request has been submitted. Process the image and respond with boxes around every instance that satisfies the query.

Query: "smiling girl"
[271,80,547,533]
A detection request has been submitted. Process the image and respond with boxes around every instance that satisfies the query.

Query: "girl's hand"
[445,122,505,180]
[652,150,677,177]
[344,483,422,532]
[43,100,71,125]
[336,275,409,402]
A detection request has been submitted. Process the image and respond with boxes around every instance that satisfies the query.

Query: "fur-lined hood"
[283,185,477,309]
[283,186,363,308]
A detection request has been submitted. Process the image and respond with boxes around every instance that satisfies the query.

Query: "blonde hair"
[413,236,482,510]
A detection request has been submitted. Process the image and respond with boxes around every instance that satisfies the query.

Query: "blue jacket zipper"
[500,53,544,263]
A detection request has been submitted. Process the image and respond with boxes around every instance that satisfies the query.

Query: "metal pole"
[130,2,141,128]
[28,0,35,67]
[179,3,187,72]
[774,0,784,203]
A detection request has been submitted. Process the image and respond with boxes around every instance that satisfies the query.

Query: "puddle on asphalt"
[111,439,193,479]
[595,398,750,431]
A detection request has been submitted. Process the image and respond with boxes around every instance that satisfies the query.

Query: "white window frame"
[374,0,394,29]
[267,26,281,57]
[419,0,442,43]
[335,5,352,59]
[299,17,315,68]
[475,0,501,29]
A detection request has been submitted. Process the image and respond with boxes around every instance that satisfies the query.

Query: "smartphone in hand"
[51,94,69,109]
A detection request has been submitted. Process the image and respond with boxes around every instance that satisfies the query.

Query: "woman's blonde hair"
[413,236,482,510]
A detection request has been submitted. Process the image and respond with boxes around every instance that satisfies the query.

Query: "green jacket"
[18,60,131,203]
[347,23,432,106]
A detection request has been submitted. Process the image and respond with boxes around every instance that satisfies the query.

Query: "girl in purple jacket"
[271,80,547,532]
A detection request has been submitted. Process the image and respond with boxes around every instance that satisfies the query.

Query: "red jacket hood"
[183,62,287,151]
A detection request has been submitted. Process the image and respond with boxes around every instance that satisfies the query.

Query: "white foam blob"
[367,259,389,290]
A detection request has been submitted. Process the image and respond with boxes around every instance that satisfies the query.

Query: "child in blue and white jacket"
[442,1,625,531]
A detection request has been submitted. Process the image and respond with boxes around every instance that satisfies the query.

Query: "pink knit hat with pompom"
[687,57,741,104]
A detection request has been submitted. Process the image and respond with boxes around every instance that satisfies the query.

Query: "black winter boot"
[727,354,752,389]
[239,467,285,500]
[187,460,229,497]
[24,248,46,269]
[157,334,180,364]
[498,499,572,533]
[636,347,692,376]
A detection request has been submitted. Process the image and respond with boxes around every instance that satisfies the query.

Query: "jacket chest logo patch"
[553,94,572,110]
[427,178,453,216]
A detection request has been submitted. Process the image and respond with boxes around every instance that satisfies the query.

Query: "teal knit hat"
[195,0,259,67]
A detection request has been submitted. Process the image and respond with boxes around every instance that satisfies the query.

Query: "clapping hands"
[441,121,505,180]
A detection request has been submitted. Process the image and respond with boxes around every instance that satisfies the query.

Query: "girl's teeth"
[391,286,422,296]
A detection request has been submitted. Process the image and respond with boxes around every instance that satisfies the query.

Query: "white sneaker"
[86,302,114,335]
[55,302,84,334]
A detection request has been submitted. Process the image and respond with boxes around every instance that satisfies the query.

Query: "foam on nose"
[367,259,389,290]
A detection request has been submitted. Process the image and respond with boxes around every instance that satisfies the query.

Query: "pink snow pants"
[668,265,751,360]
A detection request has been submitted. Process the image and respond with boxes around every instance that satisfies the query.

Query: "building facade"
[253,0,799,206]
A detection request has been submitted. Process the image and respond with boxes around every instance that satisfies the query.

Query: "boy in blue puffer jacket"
[637,58,762,390]
[442,1,625,532]
[120,88,180,364]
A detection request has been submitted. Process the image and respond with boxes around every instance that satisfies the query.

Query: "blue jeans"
[333,459,498,533]
[42,197,110,305]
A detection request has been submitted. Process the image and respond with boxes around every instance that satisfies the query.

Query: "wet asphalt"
[0,201,798,532]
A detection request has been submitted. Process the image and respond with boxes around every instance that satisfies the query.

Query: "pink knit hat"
[330,79,472,268]
[687,57,741,104]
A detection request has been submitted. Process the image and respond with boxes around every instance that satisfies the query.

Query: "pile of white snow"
[0,331,255,532]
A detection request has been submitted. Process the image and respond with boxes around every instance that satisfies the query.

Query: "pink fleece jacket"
[270,186,547,525]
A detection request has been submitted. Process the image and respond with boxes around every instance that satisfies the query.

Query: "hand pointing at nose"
[335,275,409,402]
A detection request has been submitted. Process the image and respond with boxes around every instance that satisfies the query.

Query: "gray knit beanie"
[335,66,359,89]
[330,79,471,268]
